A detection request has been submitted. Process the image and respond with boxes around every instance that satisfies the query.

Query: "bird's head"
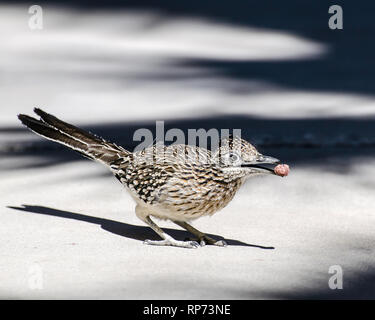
[213,135,281,177]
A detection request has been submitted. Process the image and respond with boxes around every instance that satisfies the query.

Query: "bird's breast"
[152,177,244,220]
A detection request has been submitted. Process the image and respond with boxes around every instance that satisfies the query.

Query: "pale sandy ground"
[0,4,374,299]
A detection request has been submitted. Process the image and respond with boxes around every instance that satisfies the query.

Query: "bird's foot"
[185,235,227,247]
[199,238,228,247]
[143,239,200,249]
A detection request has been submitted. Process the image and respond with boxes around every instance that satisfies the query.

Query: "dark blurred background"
[1,0,374,171]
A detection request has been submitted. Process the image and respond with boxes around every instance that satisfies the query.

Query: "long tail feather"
[33,108,109,148]
[18,109,130,165]
[18,114,95,160]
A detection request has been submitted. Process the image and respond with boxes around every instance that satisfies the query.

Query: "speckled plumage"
[18,109,282,248]
[110,144,246,222]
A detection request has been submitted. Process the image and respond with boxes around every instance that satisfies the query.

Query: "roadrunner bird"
[18,108,289,249]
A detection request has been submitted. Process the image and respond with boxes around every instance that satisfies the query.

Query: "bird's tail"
[18,108,130,166]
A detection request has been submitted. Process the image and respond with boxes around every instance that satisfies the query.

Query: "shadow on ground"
[254,270,375,299]
[7,205,274,249]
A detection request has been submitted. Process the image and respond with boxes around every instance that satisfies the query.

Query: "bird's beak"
[255,155,280,164]
[241,155,280,174]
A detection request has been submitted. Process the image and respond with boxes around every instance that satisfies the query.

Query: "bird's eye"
[221,152,241,165]
[229,153,239,162]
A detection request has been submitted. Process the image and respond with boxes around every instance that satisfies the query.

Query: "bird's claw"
[183,235,228,247]
[213,240,228,247]
[198,237,228,247]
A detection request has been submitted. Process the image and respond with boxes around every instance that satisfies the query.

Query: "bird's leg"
[135,206,199,248]
[173,221,227,247]
[142,216,200,249]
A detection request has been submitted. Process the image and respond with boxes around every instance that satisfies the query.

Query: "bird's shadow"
[7,205,274,249]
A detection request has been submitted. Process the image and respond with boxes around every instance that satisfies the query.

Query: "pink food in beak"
[274,164,290,177]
